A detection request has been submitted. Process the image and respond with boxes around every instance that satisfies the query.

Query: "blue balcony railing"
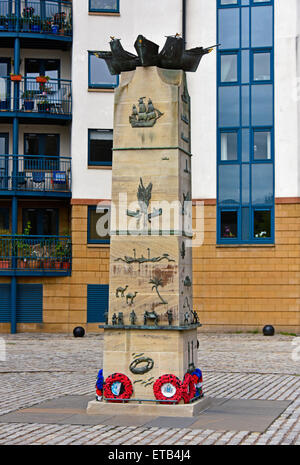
[0,77,72,116]
[0,235,72,274]
[0,154,71,194]
[0,0,72,37]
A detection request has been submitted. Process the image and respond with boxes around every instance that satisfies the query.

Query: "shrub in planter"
[31,16,41,32]
[0,100,8,110]
[37,100,50,112]
[0,16,7,30]
[51,24,59,34]
[22,91,35,111]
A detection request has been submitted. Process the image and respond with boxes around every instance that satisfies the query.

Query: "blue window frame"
[217,0,274,244]
[88,52,118,89]
[89,0,119,13]
[88,129,113,166]
[87,205,110,244]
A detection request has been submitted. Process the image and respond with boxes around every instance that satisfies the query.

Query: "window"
[24,134,59,169]
[88,52,118,89]
[25,59,60,91]
[87,285,109,323]
[220,132,238,161]
[23,208,59,236]
[253,51,271,81]
[89,0,119,12]
[251,6,273,48]
[0,208,9,231]
[220,211,238,239]
[218,8,240,50]
[217,0,274,244]
[220,54,238,83]
[88,129,113,166]
[88,206,110,244]
[253,130,271,160]
[254,210,271,239]
[218,86,240,127]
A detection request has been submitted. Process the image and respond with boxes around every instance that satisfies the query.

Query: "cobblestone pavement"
[0,332,300,445]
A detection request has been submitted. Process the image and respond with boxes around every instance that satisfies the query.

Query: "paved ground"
[0,332,300,445]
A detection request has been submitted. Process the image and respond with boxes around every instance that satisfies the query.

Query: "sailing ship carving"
[129,97,163,128]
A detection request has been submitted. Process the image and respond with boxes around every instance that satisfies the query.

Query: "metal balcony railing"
[0,235,72,272]
[0,154,71,193]
[0,77,72,115]
[0,0,72,37]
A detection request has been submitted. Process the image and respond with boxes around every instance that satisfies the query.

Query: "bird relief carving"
[126,178,162,228]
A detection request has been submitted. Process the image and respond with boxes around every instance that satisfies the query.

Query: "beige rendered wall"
[1,201,300,333]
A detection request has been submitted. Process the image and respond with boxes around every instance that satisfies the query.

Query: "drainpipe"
[182,0,186,48]
[11,37,20,335]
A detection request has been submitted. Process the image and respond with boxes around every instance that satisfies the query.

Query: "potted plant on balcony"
[61,239,71,271]
[10,73,22,82]
[41,17,52,33]
[53,11,66,34]
[0,229,11,269]
[51,22,59,35]
[22,6,34,31]
[37,99,51,113]
[16,221,31,269]
[0,16,7,31]
[6,13,17,31]
[31,15,41,32]
[54,241,64,270]
[22,90,35,111]
[0,99,8,111]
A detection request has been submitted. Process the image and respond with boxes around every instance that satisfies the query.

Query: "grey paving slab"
[217,399,291,416]
[144,416,199,429]
[102,415,159,427]
[54,414,114,426]
[190,399,291,433]
[0,412,75,424]
[32,395,94,410]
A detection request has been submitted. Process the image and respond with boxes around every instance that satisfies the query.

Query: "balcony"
[0,0,72,45]
[0,77,72,120]
[0,235,72,276]
[0,154,71,197]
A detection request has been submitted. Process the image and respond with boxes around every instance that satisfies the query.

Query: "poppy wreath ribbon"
[181,372,196,404]
[153,374,182,404]
[191,368,203,397]
[104,373,133,403]
[95,369,104,399]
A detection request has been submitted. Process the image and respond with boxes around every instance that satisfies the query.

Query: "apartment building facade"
[0,0,300,334]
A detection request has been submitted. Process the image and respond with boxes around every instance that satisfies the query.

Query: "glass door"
[0,133,8,189]
[0,58,11,110]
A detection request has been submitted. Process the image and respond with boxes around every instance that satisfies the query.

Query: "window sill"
[87,243,110,248]
[88,165,112,170]
[88,11,120,16]
[88,88,115,93]
[216,244,275,248]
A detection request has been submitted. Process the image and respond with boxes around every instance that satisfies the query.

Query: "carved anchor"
[126,291,138,305]
[116,285,128,298]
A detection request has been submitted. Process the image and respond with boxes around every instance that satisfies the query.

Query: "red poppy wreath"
[104,373,133,403]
